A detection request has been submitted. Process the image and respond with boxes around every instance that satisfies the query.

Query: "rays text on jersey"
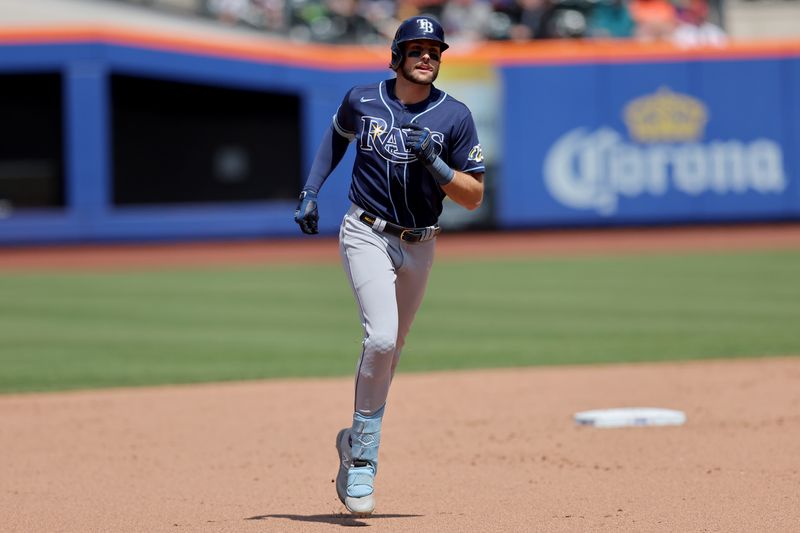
[359,116,444,164]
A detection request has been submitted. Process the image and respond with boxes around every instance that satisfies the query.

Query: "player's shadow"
[247,513,422,527]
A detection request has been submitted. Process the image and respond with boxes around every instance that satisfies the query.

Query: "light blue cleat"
[335,427,376,514]
[345,461,376,514]
[335,408,384,515]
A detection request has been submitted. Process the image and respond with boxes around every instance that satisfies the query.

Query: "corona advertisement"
[544,87,787,216]
[500,58,799,227]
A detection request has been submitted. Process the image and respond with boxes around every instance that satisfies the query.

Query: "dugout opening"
[0,72,65,210]
[110,74,302,206]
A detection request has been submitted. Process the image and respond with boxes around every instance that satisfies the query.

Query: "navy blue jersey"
[333,78,485,228]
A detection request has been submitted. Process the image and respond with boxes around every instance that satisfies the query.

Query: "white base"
[574,407,687,428]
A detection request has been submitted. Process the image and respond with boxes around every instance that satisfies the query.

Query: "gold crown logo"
[623,87,708,143]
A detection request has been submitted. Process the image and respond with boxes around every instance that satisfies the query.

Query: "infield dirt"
[1,224,799,532]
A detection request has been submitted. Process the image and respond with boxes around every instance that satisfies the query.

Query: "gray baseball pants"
[339,204,436,416]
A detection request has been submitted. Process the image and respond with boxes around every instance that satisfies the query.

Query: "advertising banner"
[499,58,798,227]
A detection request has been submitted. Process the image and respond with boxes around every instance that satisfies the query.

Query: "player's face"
[399,40,441,85]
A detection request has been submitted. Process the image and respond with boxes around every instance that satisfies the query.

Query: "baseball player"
[294,15,485,515]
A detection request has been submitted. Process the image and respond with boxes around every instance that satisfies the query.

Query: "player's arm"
[302,125,351,195]
[295,119,353,234]
[440,171,484,210]
[295,90,357,234]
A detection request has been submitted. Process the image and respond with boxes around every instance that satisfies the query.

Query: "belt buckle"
[399,229,413,242]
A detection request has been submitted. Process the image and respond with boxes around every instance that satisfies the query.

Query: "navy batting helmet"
[390,16,449,71]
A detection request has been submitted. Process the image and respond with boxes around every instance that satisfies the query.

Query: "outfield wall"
[0,28,798,244]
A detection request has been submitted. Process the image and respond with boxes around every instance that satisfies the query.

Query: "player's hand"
[294,190,319,235]
[402,123,436,166]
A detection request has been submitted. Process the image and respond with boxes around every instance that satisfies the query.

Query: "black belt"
[358,212,441,243]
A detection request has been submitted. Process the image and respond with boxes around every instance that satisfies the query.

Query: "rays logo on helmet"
[468,144,484,163]
[417,19,434,33]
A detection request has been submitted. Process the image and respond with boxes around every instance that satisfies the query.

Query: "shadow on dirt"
[247,513,423,527]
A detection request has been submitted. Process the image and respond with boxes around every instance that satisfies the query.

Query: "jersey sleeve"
[301,124,351,194]
[449,109,485,175]
[300,88,356,194]
[332,88,357,141]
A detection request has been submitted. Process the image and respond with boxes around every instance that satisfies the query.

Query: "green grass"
[1,249,799,393]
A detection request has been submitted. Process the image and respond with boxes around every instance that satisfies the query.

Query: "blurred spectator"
[587,0,635,38]
[505,0,554,40]
[252,0,288,32]
[440,0,496,42]
[671,0,727,47]
[206,0,289,30]
[289,0,386,42]
[360,0,402,40]
[399,0,447,20]
[503,0,591,40]
[208,0,250,24]
[542,1,590,39]
[629,0,677,41]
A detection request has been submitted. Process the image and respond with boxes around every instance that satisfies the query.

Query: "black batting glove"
[402,123,455,186]
[402,123,436,166]
[294,190,319,235]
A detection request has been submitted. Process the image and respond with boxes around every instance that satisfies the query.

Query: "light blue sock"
[351,405,384,472]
